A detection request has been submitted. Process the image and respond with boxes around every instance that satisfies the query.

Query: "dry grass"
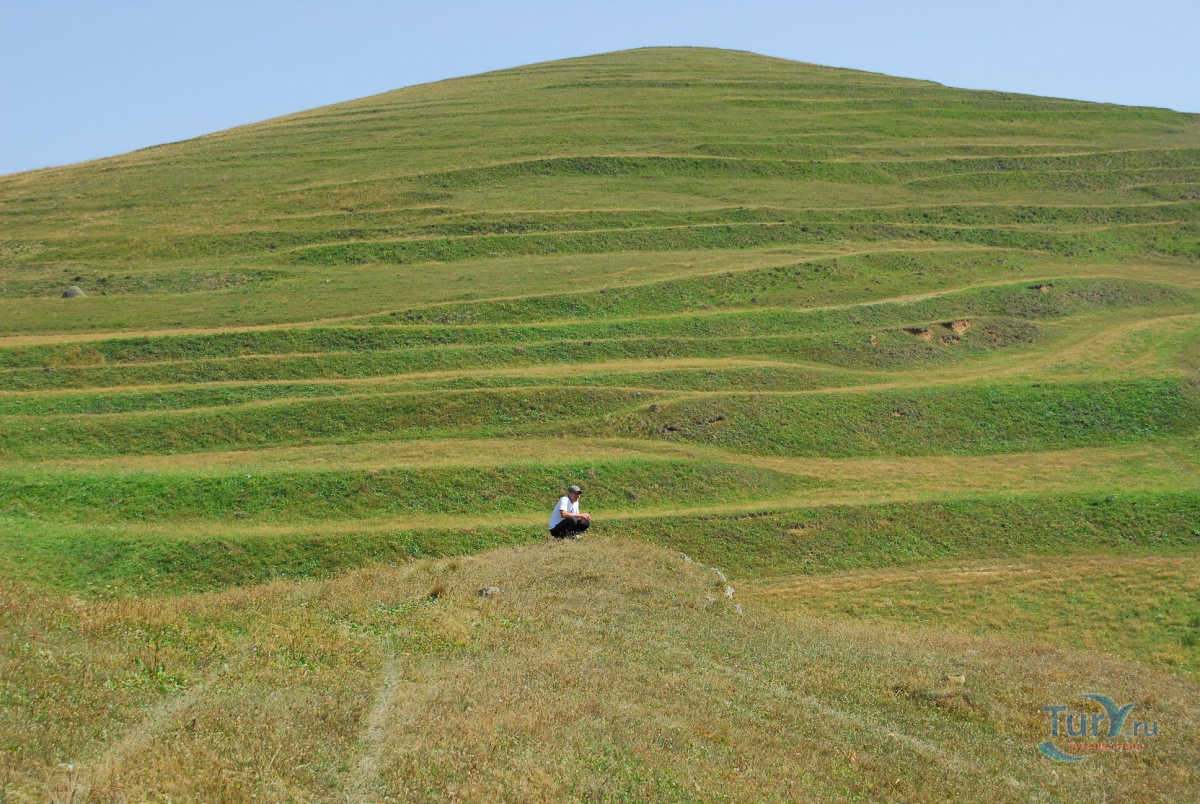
[3,539,1198,802]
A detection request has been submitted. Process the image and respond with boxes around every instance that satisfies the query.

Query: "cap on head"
[567,485,582,494]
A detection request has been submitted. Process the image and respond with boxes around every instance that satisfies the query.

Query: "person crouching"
[549,484,590,539]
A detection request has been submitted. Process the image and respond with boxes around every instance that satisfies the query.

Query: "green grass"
[0,458,815,524]
[4,378,1194,460]
[0,267,285,299]
[3,491,1195,597]
[621,491,1200,578]
[748,553,1200,678]
[1,274,1183,369]
[0,366,865,415]
[0,322,1045,391]
[369,255,1190,325]
[287,217,1200,266]
[0,387,650,458]
[39,200,1194,266]
[617,379,1200,456]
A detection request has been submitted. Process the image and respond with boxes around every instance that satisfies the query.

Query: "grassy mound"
[2,541,1197,801]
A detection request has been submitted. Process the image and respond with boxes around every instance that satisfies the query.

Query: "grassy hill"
[1,47,1198,801]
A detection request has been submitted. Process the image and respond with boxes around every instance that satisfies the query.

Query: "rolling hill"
[1,47,1198,802]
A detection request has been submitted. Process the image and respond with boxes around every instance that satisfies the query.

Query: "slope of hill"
[1,47,1198,801]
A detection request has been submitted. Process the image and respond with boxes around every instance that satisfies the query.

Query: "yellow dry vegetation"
[5,539,1196,803]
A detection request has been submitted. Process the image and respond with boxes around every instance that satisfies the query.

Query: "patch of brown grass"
[4,540,1196,801]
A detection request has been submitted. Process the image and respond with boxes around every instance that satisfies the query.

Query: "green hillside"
[2,47,1199,801]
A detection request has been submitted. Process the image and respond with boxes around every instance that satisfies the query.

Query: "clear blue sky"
[2,0,1198,176]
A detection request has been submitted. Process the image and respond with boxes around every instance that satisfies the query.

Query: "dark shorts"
[550,518,591,538]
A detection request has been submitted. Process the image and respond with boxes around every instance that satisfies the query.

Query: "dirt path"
[343,656,440,803]
[344,656,406,802]
[0,357,825,397]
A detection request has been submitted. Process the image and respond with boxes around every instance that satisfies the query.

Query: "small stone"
[724,586,735,598]
[711,568,727,583]
[478,586,500,597]
[62,286,86,298]
[732,603,743,615]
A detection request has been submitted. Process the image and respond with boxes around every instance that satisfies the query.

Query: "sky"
[2,0,1198,176]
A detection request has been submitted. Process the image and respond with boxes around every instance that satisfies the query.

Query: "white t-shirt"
[549,495,579,529]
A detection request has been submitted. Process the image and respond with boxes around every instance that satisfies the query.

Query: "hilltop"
[1,47,1198,801]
